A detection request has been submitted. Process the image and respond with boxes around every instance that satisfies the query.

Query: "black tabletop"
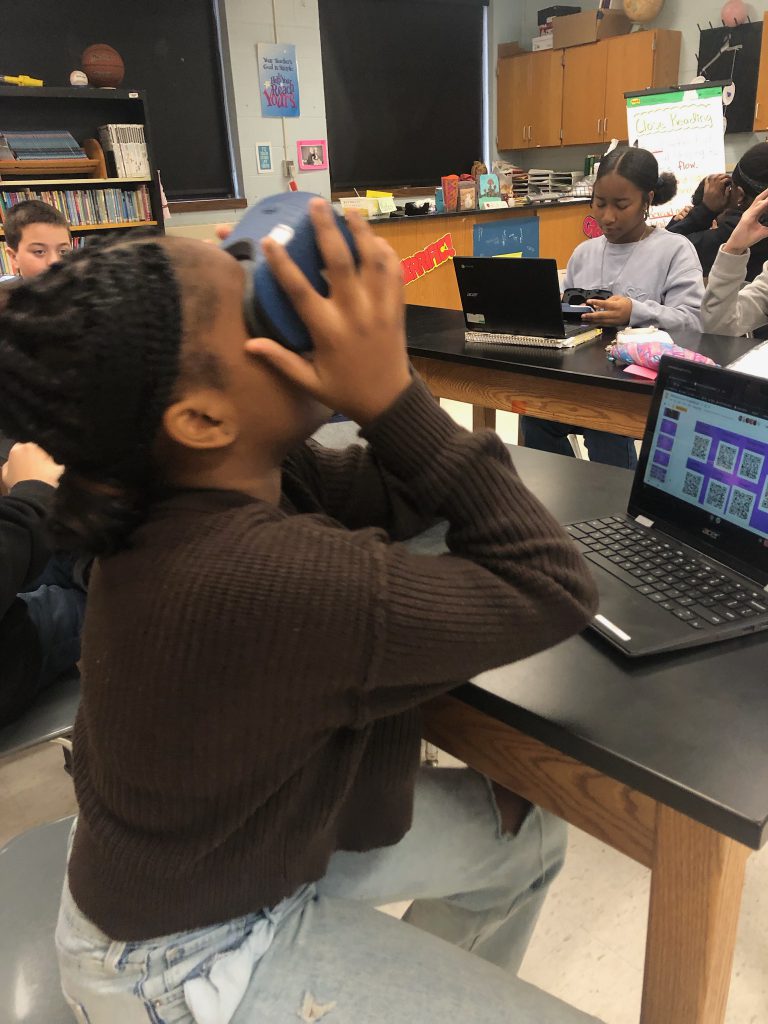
[413,447,768,850]
[405,304,758,393]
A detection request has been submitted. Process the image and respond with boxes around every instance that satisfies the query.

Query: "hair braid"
[0,237,185,555]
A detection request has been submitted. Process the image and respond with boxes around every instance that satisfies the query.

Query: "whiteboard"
[625,86,726,226]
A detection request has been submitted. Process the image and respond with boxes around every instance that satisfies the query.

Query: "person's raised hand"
[244,199,411,425]
[581,295,633,327]
[702,173,732,215]
[2,442,63,491]
[724,187,768,255]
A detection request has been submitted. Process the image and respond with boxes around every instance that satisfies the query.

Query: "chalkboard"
[0,1,235,201]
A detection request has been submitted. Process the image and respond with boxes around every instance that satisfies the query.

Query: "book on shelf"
[0,130,87,161]
[98,123,150,178]
[0,185,152,228]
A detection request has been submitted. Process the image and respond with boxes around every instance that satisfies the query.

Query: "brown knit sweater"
[68,378,598,940]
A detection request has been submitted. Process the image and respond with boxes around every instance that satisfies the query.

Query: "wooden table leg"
[641,803,750,1024]
[472,405,496,431]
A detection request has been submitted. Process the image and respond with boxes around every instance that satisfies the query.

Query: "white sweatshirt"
[564,227,704,333]
[701,246,768,337]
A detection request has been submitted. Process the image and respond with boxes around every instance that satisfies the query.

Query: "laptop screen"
[453,257,566,338]
[630,358,768,580]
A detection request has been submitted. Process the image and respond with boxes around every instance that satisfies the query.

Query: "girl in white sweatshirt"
[701,186,768,337]
[522,146,704,469]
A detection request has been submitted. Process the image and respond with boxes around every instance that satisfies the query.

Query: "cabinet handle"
[597,117,601,135]
[603,117,608,136]
[528,125,533,141]
[523,124,526,142]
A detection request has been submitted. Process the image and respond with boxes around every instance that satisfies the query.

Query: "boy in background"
[1,198,72,281]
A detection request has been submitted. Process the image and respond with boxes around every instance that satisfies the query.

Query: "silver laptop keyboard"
[568,516,768,631]
[464,330,563,347]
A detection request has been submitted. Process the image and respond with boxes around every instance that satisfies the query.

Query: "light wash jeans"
[57,767,603,1024]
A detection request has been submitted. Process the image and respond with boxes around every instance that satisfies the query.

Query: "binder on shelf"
[97,123,150,178]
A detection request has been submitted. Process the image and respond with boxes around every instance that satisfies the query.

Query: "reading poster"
[626,86,725,226]
[258,43,300,118]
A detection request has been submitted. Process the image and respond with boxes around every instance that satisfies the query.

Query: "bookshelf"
[0,86,163,272]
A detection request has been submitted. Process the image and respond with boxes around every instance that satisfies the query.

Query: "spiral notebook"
[454,256,601,349]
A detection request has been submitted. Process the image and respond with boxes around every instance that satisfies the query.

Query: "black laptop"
[567,357,768,657]
[453,256,601,349]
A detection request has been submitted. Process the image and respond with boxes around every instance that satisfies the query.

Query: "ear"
[5,247,18,275]
[161,388,240,451]
[646,191,655,209]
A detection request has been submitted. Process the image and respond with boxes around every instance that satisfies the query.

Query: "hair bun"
[652,171,678,206]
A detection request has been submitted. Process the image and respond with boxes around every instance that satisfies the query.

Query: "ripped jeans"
[56,768,603,1024]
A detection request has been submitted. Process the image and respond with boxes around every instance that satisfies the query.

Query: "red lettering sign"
[401,232,455,285]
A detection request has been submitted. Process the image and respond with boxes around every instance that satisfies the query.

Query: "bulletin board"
[625,85,726,225]
[473,217,539,258]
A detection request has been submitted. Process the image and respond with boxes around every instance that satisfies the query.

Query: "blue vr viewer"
[220,191,358,354]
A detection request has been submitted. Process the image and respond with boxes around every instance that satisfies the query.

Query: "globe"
[623,0,663,23]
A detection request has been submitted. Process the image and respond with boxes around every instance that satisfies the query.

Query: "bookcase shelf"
[0,86,163,275]
[0,220,158,239]
[0,158,102,177]
[0,177,151,187]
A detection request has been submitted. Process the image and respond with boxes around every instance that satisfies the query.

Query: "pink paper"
[623,364,657,381]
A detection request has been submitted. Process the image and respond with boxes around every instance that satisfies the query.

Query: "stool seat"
[0,671,80,760]
[0,816,74,1023]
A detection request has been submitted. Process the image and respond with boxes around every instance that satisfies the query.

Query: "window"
[319,0,488,189]
[0,0,239,203]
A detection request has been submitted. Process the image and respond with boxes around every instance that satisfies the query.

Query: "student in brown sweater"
[0,201,600,1023]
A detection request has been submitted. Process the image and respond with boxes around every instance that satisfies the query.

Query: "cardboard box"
[552,9,631,48]
[532,34,554,50]
[498,41,525,58]
[537,5,580,25]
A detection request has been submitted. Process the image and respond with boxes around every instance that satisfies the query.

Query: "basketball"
[81,43,125,89]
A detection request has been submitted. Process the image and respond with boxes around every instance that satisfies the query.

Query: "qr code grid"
[761,480,768,512]
[650,464,666,482]
[728,487,755,522]
[691,434,710,461]
[682,471,703,500]
[715,442,738,472]
[739,450,763,483]
[705,480,728,512]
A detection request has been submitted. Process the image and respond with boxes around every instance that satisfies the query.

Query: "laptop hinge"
[635,514,654,528]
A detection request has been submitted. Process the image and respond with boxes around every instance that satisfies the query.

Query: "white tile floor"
[3,400,766,1022]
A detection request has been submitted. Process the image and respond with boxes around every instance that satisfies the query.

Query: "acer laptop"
[453,256,601,349]
[568,357,768,657]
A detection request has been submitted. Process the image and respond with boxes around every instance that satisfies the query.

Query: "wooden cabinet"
[754,13,768,130]
[562,42,608,146]
[497,50,563,150]
[563,30,680,146]
[502,30,681,151]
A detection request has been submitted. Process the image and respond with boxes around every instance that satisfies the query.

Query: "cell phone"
[562,303,593,319]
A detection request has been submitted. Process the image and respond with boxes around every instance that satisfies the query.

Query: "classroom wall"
[169,0,330,232]
[495,0,766,174]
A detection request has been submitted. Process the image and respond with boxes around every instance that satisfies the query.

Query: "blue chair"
[0,815,74,1023]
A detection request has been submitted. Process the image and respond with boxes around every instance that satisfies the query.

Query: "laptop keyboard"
[567,516,768,632]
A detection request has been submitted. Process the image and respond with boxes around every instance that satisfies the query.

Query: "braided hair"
[0,234,223,556]
[597,147,678,207]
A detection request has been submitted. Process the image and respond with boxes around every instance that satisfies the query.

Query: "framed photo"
[256,142,273,174]
[297,139,328,171]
